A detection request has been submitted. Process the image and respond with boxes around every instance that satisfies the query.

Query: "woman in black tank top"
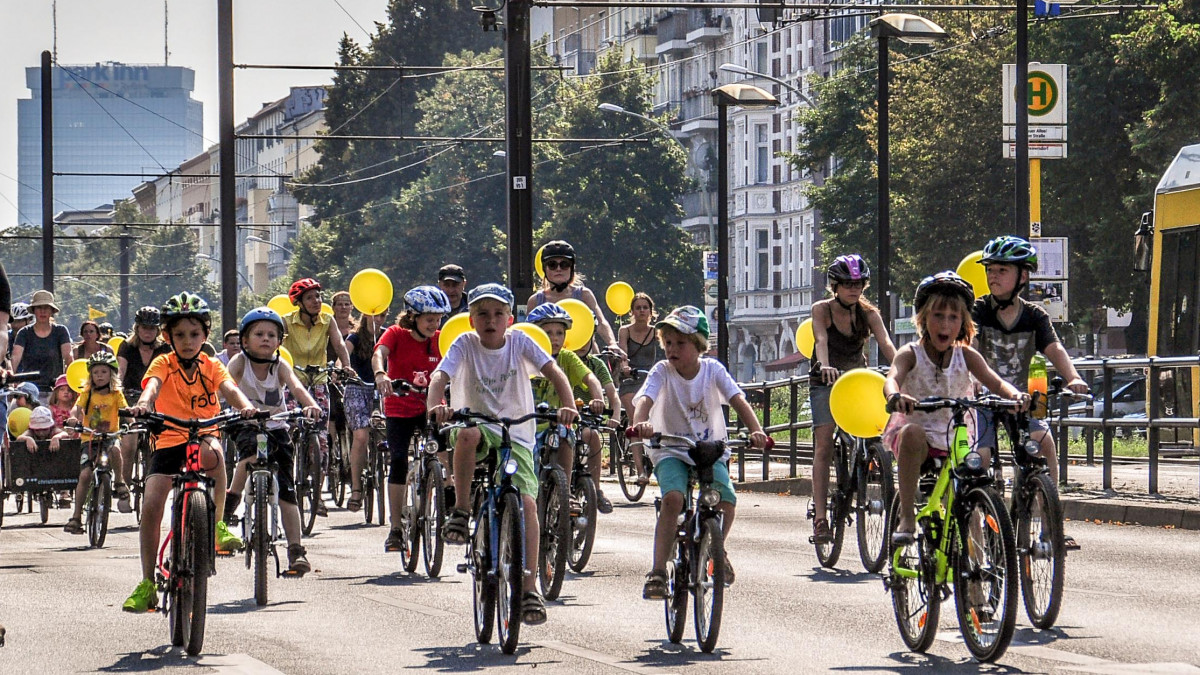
[616,292,661,484]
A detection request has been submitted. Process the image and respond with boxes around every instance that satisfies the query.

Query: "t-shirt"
[637,357,743,466]
[77,389,129,442]
[346,333,378,384]
[972,297,1058,392]
[533,349,591,408]
[118,340,172,393]
[143,353,233,448]
[377,326,442,418]
[435,330,552,451]
[14,324,72,391]
[582,354,614,389]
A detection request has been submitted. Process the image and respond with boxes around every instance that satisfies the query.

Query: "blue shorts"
[654,457,736,505]
[810,384,834,428]
[976,409,1050,449]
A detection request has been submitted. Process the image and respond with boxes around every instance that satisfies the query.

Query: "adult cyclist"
[526,240,625,359]
[116,307,173,513]
[282,277,352,517]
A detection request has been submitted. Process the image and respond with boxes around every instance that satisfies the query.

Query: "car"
[1067,376,1146,439]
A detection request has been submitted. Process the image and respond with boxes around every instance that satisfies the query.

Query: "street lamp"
[246,235,294,256]
[197,253,252,288]
[717,64,816,108]
[869,13,946,335]
[712,83,779,368]
[597,103,682,145]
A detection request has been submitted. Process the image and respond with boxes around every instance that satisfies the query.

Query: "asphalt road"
[1,482,1198,674]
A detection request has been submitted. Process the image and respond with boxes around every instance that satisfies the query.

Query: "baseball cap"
[467,283,514,309]
[29,406,55,431]
[656,305,709,339]
[438,264,466,283]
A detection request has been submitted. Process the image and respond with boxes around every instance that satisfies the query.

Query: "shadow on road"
[799,567,882,585]
[208,598,305,614]
[831,650,1024,673]
[409,643,549,672]
[99,645,192,672]
[630,640,768,667]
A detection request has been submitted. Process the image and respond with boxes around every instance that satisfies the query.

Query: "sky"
[0,0,392,227]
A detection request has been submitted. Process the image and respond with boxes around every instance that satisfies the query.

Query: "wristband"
[374,371,387,377]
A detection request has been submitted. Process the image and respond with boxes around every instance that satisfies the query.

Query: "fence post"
[1101,360,1113,491]
[789,378,798,478]
[762,381,771,480]
[1147,358,1160,495]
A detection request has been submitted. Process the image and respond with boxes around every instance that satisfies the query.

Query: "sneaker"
[315,500,328,518]
[596,491,613,515]
[122,579,158,613]
[384,528,404,552]
[287,544,311,575]
[116,484,133,514]
[223,492,242,522]
[215,520,245,552]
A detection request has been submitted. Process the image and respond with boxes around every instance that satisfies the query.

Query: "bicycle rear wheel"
[401,464,421,573]
[693,517,726,653]
[537,467,570,600]
[568,472,597,573]
[1015,471,1065,629]
[88,473,112,548]
[953,486,1018,663]
[613,432,645,502]
[887,494,939,653]
[815,440,848,568]
[374,443,388,523]
[422,462,446,578]
[300,433,320,536]
[471,493,496,644]
[664,538,687,643]
[857,442,895,573]
[253,473,270,606]
[330,424,349,507]
[363,466,376,525]
[134,437,149,523]
[496,491,524,655]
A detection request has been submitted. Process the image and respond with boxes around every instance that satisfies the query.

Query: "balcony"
[686,11,726,44]
[679,96,717,135]
[656,13,689,55]
[623,34,658,64]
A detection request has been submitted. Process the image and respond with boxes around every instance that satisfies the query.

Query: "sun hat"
[29,406,55,431]
[54,375,70,390]
[28,290,60,313]
[467,283,515,309]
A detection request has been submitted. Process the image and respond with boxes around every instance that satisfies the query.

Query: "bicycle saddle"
[688,441,726,471]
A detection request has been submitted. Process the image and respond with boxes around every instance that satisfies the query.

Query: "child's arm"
[1043,342,1088,393]
[729,393,769,448]
[48,428,68,451]
[583,373,605,414]
[371,343,392,398]
[278,361,322,418]
[226,353,245,383]
[426,370,452,424]
[540,360,580,425]
[867,308,897,364]
[18,430,35,452]
[603,380,622,425]
[964,347,1028,406]
[128,377,161,415]
[811,301,838,385]
[217,379,258,415]
[883,345,918,414]
[66,403,83,427]
[631,394,655,437]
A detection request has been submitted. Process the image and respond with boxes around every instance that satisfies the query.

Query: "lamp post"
[869,13,946,335]
[712,83,779,368]
[246,235,294,256]
[717,64,817,108]
[197,253,252,288]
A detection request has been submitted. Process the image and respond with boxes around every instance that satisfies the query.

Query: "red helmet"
[288,278,322,305]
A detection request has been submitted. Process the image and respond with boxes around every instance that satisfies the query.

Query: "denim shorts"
[654,456,736,505]
[809,384,834,428]
[976,409,1050,449]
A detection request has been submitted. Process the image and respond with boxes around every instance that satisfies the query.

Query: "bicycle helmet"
[288,278,322,305]
[827,254,871,284]
[403,286,452,315]
[541,240,575,263]
[527,302,573,329]
[9,302,31,322]
[98,322,113,334]
[134,306,161,327]
[913,271,976,313]
[240,307,285,337]
[87,350,120,373]
[161,292,212,332]
[980,235,1038,271]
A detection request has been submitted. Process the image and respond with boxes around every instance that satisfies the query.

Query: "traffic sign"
[1003,64,1067,126]
[1003,125,1067,142]
[1003,142,1067,159]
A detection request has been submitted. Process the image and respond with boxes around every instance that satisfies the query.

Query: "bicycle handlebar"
[624,429,774,451]
[911,395,1022,413]
[392,378,427,396]
[446,407,562,429]
[1,371,42,386]
[121,407,267,430]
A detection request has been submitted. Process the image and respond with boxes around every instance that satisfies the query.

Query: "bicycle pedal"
[281,569,305,578]
[214,549,235,558]
[456,563,469,574]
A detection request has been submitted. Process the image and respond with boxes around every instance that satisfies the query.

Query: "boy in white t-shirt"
[426,283,578,626]
[630,306,768,600]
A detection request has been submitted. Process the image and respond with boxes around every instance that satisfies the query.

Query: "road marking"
[1060,664,1200,674]
[195,653,285,674]
[535,640,677,674]
[362,592,456,618]
[936,632,1109,666]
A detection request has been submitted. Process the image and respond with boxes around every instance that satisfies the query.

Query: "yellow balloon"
[7,407,32,436]
[66,359,90,393]
[605,281,635,315]
[558,298,596,352]
[107,336,125,354]
[512,322,553,356]
[955,250,989,299]
[829,368,890,438]
[349,268,394,315]
[277,346,294,368]
[267,294,292,317]
[438,313,473,356]
[796,318,815,359]
[535,245,546,280]
[321,303,334,316]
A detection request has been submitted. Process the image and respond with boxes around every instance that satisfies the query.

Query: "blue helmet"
[240,307,285,337]
[527,302,573,328]
[404,285,452,315]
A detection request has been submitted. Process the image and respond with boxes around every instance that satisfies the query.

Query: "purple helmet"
[828,254,871,284]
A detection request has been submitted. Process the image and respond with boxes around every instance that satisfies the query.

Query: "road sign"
[1003,142,1067,159]
[1003,125,1067,142]
[1003,64,1067,126]
[703,250,719,280]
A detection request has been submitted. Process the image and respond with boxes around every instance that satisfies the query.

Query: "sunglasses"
[839,281,866,289]
[545,260,572,271]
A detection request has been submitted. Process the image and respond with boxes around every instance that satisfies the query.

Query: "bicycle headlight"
[1023,440,1041,458]
[700,487,721,508]
[961,451,985,475]
[425,438,440,454]
[503,458,519,476]
[97,452,109,469]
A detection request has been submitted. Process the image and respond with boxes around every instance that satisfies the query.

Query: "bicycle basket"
[687,440,726,470]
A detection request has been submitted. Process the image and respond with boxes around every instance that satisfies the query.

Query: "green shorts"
[654,457,737,505]
[449,426,538,499]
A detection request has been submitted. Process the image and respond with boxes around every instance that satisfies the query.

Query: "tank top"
[239,362,288,430]
[901,344,974,451]
[625,325,663,372]
[530,286,583,309]
[823,305,869,373]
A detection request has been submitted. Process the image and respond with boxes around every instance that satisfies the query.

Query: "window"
[756,41,769,74]
[755,124,769,184]
[1156,226,1199,355]
[756,229,770,289]
[827,11,871,48]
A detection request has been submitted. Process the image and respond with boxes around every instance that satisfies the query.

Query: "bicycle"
[325,365,353,508]
[444,407,561,655]
[884,395,1020,663]
[534,413,572,600]
[62,421,140,548]
[123,407,253,656]
[289,410,325,537]
[627,429,771,653]
[987,378,1090,629]
[808,427,895,572]
[295,362,350,523]
[609,368,653,502]
[363,398,389,526]
[568,408,610,575]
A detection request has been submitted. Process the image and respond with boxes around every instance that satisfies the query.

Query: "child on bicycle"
[972,235,1089,549]
[62,352,129,535]
[223,308,323,576]
[630,305,768,599]
[122,292,258,613]
[809,254,896,544]
[883,273,1027,545]
[426,283,578,626]
[527,303,611,512]
[372,286,449,553]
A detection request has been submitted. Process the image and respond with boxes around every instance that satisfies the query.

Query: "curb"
[730,477,1200,530]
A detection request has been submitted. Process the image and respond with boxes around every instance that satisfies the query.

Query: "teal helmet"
[980,236,1038,271]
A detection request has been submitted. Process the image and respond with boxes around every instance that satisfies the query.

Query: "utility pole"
[1015,0,1030,234]
[217,0,237,331]
[119,229,131,329]
[505,0,534,312]
[41,50,54,292]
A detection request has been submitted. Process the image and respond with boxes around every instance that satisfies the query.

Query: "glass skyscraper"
[17,62,203,225]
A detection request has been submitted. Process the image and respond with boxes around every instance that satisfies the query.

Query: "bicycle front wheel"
[171,490,211,656]
[1015,471,1065,629]
[374,440,388,522]
[613,431,645,502]
[857,442,895,573]
[300,433,320,536]
[953,486,1018,663]
[887,494,939,653]
[537,467,570,600]
[330,424,350,507]
[401,464,421,573]
[471,493,496,644]
[496,491,524,655]
[88,473,112,548]
[422,461,446,578]
[568,472,597,573]
[664,538,687,643]
[693,516,726,653]
[815,441,848,568]
[252,473,271,606]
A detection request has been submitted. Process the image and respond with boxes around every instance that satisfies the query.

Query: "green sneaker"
[122,579,157,613]
[215,520,245,552]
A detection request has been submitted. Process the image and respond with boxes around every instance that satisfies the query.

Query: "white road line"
[195,653,285,674]
[1059,664,1200,674]
[361,592,456,618]
[535,640,678,674]
[936,631,1110,666]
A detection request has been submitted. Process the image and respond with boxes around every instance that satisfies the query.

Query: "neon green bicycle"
[885,395,1019,663]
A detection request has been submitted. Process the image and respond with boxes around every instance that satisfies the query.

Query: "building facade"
[17,62,203,225]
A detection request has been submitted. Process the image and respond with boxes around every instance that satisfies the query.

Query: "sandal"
[442,508,471,545]
[1063,534,1081,551]
[347,490,363,513]
[635,474,650,487]
[725,558,736,586]
[643,570,668,600]
[115,483,133,514]
[63,517,84,535]
[810,518,833,545]
[521,591,547,625]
